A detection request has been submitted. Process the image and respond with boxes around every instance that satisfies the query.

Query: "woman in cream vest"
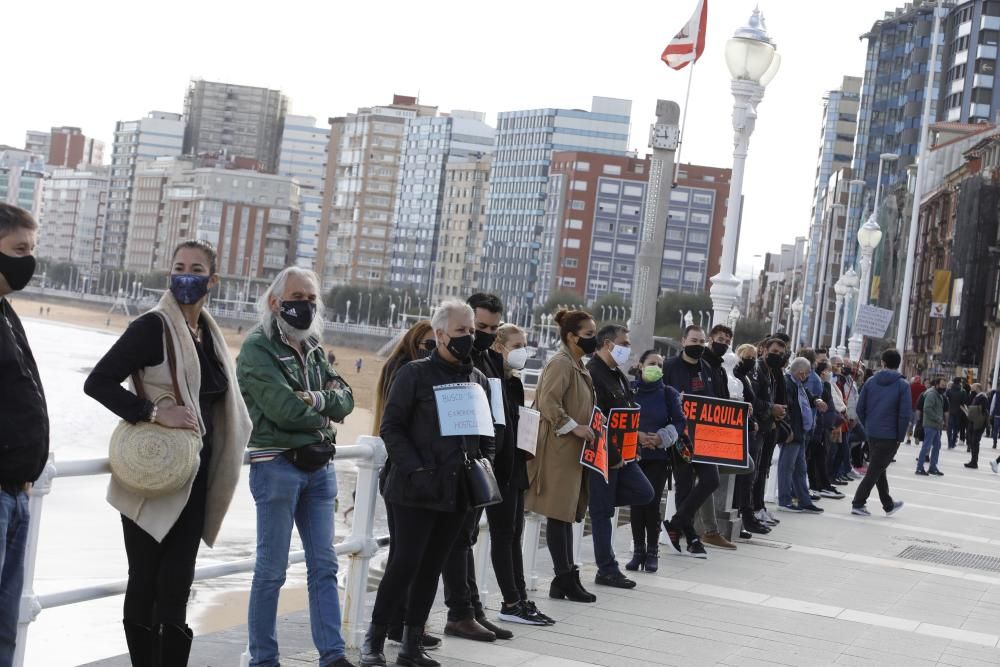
[85,240,251,666]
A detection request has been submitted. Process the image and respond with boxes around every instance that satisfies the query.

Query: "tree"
[653,290,712,339]
[732,318,771,346]
[535,290,587,318]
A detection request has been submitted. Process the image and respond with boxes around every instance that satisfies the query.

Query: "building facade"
[277,115,330,267]
[940,1,1000,124]
[183,79,288,173]
[104,111,185,269]
[480,97,632,323]
[39,166,110,276]
[123,156,195,273]
[24,131,50,162]
[317,95,437,289]
[44,126,103,168]
[389,111,494,298]
[431,156,492,301]
[803,168,852,348]
[0,148,46,219]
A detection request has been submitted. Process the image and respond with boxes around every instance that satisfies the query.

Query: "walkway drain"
[897,545,1000,572]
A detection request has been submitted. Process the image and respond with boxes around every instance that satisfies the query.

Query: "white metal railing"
[14,436,388,667]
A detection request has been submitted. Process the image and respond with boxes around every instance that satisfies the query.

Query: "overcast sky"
[4,0,884,278]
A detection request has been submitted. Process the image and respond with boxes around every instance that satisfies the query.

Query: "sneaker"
[522,600,555,626]
[754,509,774,525]
[929,469,944,476]
[830,479,848,486]
[885,501,904,516]
[819,488,845,499]
[702,532,737,550]
[991,460,999,474]
[809,491,822,501]
[686,539,708,559]
[915,469,929,476]
[851,505,871,517]
[595,571,637,589]
[661,520,684,556]
[739,528,753,539]
[778,504,804,513]
[801,505,825,514]
[498,601,548,626]
[762,509,780,525]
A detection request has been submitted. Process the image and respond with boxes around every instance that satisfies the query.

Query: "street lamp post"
[832,276,847,357]
[838,269,859,358]
[389,302,396,328]
[791,298,803,350]
[848,218,883,361]
[710,8,781,327]
[345,299,352,324]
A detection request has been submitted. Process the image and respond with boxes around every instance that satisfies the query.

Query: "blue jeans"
[918,427,943,472]
[588,462,654,576]
[992,416,1000,447]
[777,442,815,509]
[0,491,28,665]
[249,457,344,667]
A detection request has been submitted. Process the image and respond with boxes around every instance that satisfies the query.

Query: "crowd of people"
[0,199,994,667]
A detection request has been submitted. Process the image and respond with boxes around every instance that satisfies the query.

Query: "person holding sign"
[526,309,599,604]
[362,300,495,667]
[586,325,654,589]
[628,351,686,573]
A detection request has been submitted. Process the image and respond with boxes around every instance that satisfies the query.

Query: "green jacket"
[922,388,945,429]
[237,322,354,453]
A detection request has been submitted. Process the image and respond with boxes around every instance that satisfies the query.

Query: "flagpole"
[673,58,696,185]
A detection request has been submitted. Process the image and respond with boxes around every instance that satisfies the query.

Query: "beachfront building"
[430,155,493,301]
[39,166,110,282]
[277,115,329,268]
[0,147,47,220]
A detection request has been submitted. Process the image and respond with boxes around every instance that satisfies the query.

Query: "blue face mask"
[169,274,210,305]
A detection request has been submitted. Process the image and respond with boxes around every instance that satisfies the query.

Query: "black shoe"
[687,539,708,559]
[662,520,684,555]
[739,529,752,539]
[498,601,547,626]
[625,544,646,572]
[570,567,598,602]
[397,625,440,667]
[965,462,978,469]
[595,571,637,589]
[327,658,358,667]
[444,618,495,642]
[830,479,848,486]
[743,515,771,535]
[915,469,929,476]
[929,469,944,476]
[475,614,513,640]
[644,549,659,573]
[387,628,439,650]
[123,620,154,667]
[361,623,388,666]
[522,600,555,625]
[801,505,825,514]
[549,569,596,603]
[154,623,192,667]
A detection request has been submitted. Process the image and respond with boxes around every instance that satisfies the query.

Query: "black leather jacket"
[0,299,49,485]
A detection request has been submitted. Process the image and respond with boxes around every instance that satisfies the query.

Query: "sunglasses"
[421,340,436,351]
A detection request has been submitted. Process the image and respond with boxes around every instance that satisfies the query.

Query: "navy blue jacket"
[633,379,686,461]
[857,369,912,442]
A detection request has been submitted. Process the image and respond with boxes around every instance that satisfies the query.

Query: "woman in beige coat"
[526,309,598,603]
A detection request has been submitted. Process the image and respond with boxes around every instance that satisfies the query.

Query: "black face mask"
[710,342,729,357]
[577,335,599,355]
[766,353,784,369]
[684,345,705,360]
[0,252,36,292]
[473,329,497,352]
[445,334,474,362]
[279,300,316,330]
[737,358,756,375]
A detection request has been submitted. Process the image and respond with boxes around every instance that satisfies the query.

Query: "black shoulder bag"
[463,443,502,508]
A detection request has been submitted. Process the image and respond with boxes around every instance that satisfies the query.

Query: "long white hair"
[258,267,326,342]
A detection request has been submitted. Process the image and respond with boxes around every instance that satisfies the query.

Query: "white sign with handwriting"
[433,382,495,437]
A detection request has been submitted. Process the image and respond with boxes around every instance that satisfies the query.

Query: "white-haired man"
[237,267,356,667]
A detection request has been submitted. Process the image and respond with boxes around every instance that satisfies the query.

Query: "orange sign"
[681,394,750,468]
[607,407,641,463]
[580,408,609,482]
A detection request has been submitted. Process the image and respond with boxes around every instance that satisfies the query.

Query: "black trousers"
[807,432,831,491]
[486,485,527,605]
[671,458,719,537]
[752,430,777,512]
[629,459,671,551]
[969,427,985,465]
[734,433,764,514]
[851,438,899,512]
[442,507,484,622]
[371,502,466,627]
[546,518,575,576]
[122,451,208,626]
[383,500,406,633]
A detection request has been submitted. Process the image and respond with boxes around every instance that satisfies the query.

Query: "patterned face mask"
[169,274,210,305]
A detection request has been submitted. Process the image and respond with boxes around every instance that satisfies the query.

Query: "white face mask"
[507,346,529,370]
[611,344,631,368]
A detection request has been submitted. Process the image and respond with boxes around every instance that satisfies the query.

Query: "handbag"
[968,405,988,431]
[108,313,201,499]
[463,452,502,508]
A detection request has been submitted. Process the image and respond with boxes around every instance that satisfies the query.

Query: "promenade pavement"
[86,439,1000,666]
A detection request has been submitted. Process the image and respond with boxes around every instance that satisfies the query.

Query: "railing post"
[14,454,56,667]
[572,519,584,566]
[521,513,543,591]
[473,518,490,596]
[342,436,386,650]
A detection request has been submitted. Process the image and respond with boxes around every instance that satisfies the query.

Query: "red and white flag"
[661,0,708,71]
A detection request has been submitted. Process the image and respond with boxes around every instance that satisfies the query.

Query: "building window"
[663,249,682,261]
[563,257,578,268]
[563,238,581,249]
[690,212,710,225]
[593,240,613,252]
[623,185,643,198]
[686,251,706,263]
[600,182,620,195]
[666,228,684,241]
[688,230,709,244]
[692,193,713,206]
[565,218,583,230]
[663,268,681,280]
[616,263,633,274]
[596,221,615,233]
[597,201,618,214]
[603,164,622,176]
[617,243,636,255]
[575,161,590,172]
[622,204,640,216]
[669,209,687,221]
[571,199,585,210]
[561,276,577,287]
[670,190,689,202]
[572,180,587,191]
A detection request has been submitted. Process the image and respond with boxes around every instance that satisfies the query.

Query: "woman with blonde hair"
[372,320,435,435]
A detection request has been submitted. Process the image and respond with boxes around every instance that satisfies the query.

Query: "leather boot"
[360,623,388,666]
[153,623,192,667]
[569,567,597,602]
[549,570,591,603]
[624,544,646,572]
[396,625,440,667]
[123,620,154,667]
[644,548,659,573]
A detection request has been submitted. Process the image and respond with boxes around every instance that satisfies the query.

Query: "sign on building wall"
[930,270,951,318]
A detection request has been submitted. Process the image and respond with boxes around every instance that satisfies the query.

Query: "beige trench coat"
[526,346,595,523]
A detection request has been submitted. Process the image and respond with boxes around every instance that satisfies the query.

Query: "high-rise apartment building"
[44,126,104,168]
[39,166,110,275]
[277,115,329,267]
[104,111,185,269]
[24,131,50,162]
[0,148,46,219]
[389,111,495,298]
[940,1,1000,124]
[481,97,631,321]
[124,156,195,273]
[430,156,492,301]
[799,77,861,342]
[317,95,437,289]
[183,79,288,173]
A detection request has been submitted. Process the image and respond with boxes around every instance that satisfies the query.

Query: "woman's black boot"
[361,623,388,666]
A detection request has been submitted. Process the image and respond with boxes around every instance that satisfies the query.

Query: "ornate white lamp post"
[791,298,803,350]
[847,219,883,361]
[838,268,858,358]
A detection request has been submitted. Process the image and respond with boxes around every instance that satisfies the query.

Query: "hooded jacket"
[856,369,912,441]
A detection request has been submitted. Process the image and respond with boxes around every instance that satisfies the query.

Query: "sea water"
[18,318,370,666]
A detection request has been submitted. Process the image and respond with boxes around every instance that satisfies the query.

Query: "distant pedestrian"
[917,378,947,476]
[45,306,49,317]
[328,350,337,367]
[906,375,926,445]
[946,377,968,449]
[851,349,909,517]
[356,357,363,374]
[38,306,42,316]
[965,383,989,469]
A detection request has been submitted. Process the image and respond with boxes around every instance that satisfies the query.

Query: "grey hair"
[789,357,812,374]
[431,299,474,332]
[830,355,844,365]
[258,266,325,338]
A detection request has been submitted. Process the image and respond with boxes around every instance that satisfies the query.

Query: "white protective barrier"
[14,436,388,667]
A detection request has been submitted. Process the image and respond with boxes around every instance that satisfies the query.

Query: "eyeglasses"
[421,340,436,351]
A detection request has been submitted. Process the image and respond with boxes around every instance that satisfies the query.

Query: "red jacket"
[910,381,926,409]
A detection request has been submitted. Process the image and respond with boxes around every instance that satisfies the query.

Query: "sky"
[3,0,884,279]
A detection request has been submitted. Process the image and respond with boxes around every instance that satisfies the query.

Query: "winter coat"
[526,346,594,523]
[922,389,946,429]
[587,354,637,468]
[633,379,686,461]
[0,298,49,485]
[856,369,912,442]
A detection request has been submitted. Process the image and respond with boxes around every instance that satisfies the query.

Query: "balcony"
[951,78,966,95]
[978,44,998,61]
[973,73,995,89]
[958,20,972,38]
[982,15,1000,31]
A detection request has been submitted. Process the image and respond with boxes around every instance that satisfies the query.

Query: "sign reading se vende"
[681,394,750,468]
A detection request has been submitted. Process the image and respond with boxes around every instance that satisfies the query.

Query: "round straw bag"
[108,314,201,498]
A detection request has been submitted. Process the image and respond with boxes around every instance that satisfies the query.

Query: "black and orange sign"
[681,394,750,468]
[580,408,609,482]
[607,407,641,463]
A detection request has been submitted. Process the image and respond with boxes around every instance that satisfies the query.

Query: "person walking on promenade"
[965,383,990,469]
[778,358,824,514]
[85,240,252,665]
[361,300,493,667]
[906,376,926,445]
[526,309,599,603]
[917,378,947,476]
[238,267,355,667]
[0,205,49,665]
[850,349,909,517]
[946,377,968,449]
